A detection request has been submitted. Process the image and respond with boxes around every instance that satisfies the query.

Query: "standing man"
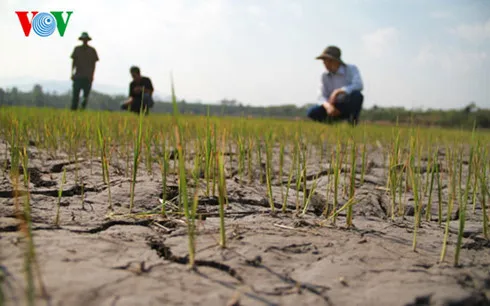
[70,32,99,110]
[307,46,364,126]
[121,66,154,115]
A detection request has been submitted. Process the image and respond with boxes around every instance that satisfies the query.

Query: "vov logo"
[15,11,73,37]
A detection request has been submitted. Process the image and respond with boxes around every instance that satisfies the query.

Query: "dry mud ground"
[1,141,489,306]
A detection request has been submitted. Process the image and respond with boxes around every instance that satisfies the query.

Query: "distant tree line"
[1,85,489,129]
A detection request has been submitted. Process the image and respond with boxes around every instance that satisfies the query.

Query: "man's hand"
[122,97,133,106]
[323,101,340,117]
[328,88,345,104]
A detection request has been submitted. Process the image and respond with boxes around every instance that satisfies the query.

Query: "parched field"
[1,106,489,306]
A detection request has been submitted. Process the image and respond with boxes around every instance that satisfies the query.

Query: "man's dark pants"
[307,91,364,126]
[71,77,92,110]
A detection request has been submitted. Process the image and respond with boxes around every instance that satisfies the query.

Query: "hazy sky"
[1,0,489,109]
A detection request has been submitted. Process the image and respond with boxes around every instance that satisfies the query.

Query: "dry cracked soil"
[1,140,489,306]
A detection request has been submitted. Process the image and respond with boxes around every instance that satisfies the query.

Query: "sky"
[0,0,489,109]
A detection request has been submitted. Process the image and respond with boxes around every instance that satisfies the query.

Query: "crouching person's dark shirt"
[129,76,154,112]
[130,76,153,99]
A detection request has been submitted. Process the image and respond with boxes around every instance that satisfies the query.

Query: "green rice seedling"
[409,161,420,251]
[399,149,413,218]
[9,121,20,182]
[172,133,178,178]
[347,139,357,227]
[360,142,367,185]
[228,135,234,175]
[301,173,319,216]
[247,137,253,183]
[257,136,264,184]
[124,138,130,178]
[212,123,218,197]
[332,139,342,224]
[169,79,186,209]
[325,197,357,223]
[217,143,227,248]
[440,147,456,263]
[54,168,66,226]
[129,90,146,214]
[388,134,400,220]
[416,142,424,227]
[97,122,107,185]
[169,77,199,264]
[159,137,170,216]
[319,133,325,172]
[406,136,421,250]
[144,124,153,177]
[426,147,438,221]
[72,129,80,185]
[301,145,309,212]
[454,131,475,266]
[237,135,244,183]
[424,137,433,197]
[471,139,481,212]
[322,150,335,217]
[394,147,408,218]
[458,148,463,208]
[436,151,443,225]
[204,108,212,195]
[67,128,74,166]
[282,147,295,213]
[264,131,275,212]
[105,147,113,211]
[236,135,241,184]
[294,142,302,211]
[416,136,424,208]
[279,141,285,201]
[223,135,230,208]
[479,147,488,239]
[176,125,194,265]
[19,147,48,305]
[192,146,201,186]
[97,123,113,211]
[342,144,350,198]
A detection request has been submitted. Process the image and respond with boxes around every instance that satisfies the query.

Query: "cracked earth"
[1,140,489,306]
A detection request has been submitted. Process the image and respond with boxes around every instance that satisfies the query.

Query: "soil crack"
[244,255,331,305]
[147,238,243,283]
[264,243,315,254]
[0,185,105,198]
[69,219,155,234]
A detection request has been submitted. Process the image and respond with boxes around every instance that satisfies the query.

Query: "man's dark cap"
[316,46,344,64]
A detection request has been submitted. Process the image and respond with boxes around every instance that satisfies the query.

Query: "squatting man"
[307,45,364,126]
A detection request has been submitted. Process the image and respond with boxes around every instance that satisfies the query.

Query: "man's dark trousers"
[71,77,92,110]
[307,91,364,126]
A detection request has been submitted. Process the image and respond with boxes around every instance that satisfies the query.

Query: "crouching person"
[307,46,364,126]
[121,66,154,115]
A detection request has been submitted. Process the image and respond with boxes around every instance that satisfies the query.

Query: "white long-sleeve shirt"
[319,63,363,102]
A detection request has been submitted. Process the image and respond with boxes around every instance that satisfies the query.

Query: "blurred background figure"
[70,32,99,111]
[121,66,154,115]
